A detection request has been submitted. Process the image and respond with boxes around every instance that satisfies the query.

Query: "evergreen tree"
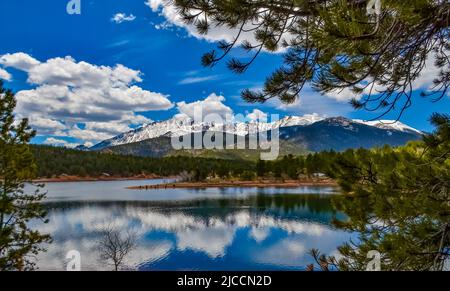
[256,159,266,177]
[172,0,449,117]
[315,115,450,270]
[0,81,51,271]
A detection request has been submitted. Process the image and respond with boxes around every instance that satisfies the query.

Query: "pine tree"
[256,159,266,177]
[0,81,51,271]
[172,0,449,118]
[315,115,450,271]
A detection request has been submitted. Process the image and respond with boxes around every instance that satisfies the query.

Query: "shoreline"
[33,174,172,183]
[127,179,337,190]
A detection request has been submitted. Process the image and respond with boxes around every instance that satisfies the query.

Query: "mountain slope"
[92,115,422,151]
[279,117,421,152]
[96,117,422,159]
[91,115,323,150]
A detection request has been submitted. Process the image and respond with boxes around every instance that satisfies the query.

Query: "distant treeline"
[31,145,335,180]
[32,145,252,180]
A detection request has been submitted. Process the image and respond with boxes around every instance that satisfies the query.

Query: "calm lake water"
[30,180,354,271]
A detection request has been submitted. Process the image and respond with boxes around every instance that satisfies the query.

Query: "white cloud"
[111,13,136,24]
[146,0,163,11]
[0,52,41,71]
[43,137,68,145]
[154,21,174,30]
[24,56,143,88]
[323,53,446,102]
[178,75,220,85]
[269,86,352,117]
[246,109,268,122]
[410,53,447,92]
[84,141,94,148]
[83,121,134,136]
[125,114,152,125]
[27,115,67,134]
[176,93,233,121]
[145,0,277,46]
[66,125,113,142]
[0,52,173,143]
[0,68,11,81]
[324,87,360,102]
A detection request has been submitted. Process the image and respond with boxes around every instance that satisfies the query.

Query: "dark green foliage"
[173,0,449,118]
[314,115,450,271]
[31,145,254,179]
[31,145,333,181]
[240,170,256,181]
[0,81,50,271]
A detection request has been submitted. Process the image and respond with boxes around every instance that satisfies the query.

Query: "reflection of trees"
[254,194,336,214]
[43,192,342,224]
[320,114,450,271]
[181,193,338,216]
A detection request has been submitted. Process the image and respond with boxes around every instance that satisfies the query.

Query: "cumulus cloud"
[65,125,114,142]
[175,93,233,121]
[0,52,41,71]
[0,52,173,144]
[43,137,68,145]
[246,109,268,122]
[409,53,447,92]
[323,87,360,102]
[111,13,136,24]
[0,68,11,81]
[27,115,67,135]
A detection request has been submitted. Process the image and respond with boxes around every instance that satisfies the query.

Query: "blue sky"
[0,0,449,146]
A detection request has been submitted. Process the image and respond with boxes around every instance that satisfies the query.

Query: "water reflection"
[33,193,353,271]
[29,180,337,202]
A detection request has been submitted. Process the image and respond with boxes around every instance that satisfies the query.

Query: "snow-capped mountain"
[272,114,325,128]
[353,119,422,134]
[91,115,422,150]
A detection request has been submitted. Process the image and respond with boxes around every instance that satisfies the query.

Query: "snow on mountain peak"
[92,114,421,149]
[273,113,325,128]
[353,119,422,134]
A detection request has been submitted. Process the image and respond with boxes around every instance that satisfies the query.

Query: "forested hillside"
[31,145,332,180]
[31,145,253,179]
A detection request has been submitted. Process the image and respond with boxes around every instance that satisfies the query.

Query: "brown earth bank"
[34,173,170,183]
[127,179,337,190]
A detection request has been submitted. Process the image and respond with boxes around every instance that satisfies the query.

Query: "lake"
[30,180,354,271]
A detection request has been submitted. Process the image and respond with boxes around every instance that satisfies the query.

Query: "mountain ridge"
[91,115,421,150]
[89,116,422,160]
